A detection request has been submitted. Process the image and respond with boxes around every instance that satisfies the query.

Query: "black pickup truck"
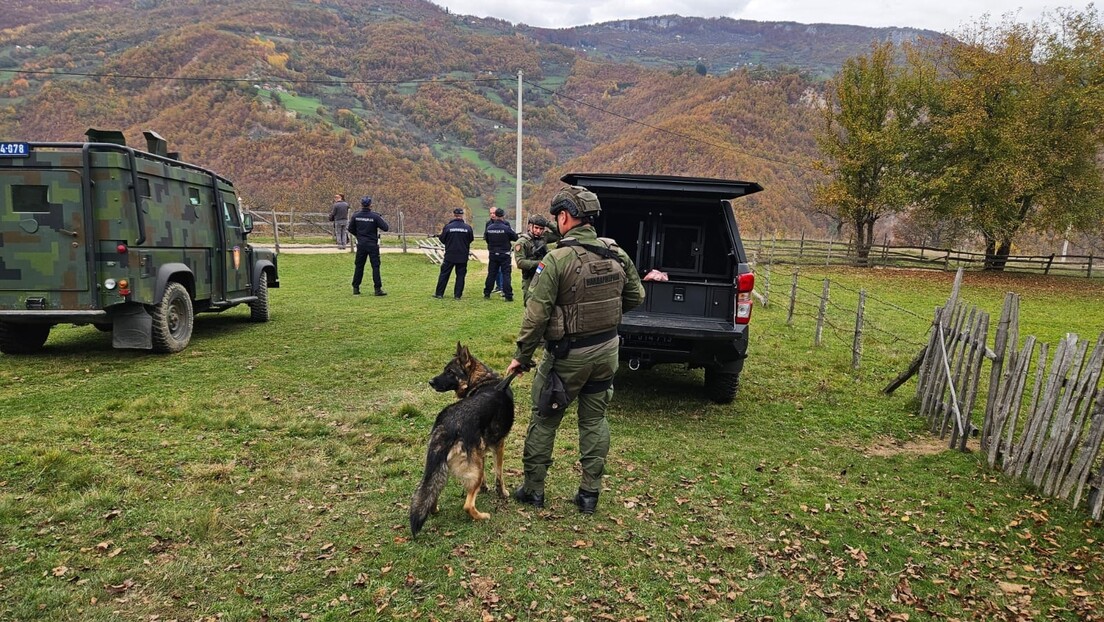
[562,173,762,403]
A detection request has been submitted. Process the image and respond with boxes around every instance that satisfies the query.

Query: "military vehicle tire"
[151,282,194,353]
[704,367,740,404]
[0,321,50,354]
[249,275,269,322]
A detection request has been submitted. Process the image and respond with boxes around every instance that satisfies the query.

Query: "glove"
[533,242,548,260]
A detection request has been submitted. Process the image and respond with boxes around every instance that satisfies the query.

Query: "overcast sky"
[432,1,1076,34]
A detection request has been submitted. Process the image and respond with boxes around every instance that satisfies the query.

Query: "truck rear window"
[11,185,49,213]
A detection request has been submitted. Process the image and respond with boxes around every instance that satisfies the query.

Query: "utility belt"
[546,328,618,359]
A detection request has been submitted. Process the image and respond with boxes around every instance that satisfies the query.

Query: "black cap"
[361,196,372,207]
[453,208,464,215]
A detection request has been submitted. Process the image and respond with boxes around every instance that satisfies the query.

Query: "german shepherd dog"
[409,343,515,537]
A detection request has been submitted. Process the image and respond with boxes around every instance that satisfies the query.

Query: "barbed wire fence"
[750,255,931,371]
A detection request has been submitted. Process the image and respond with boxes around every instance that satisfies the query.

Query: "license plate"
[0,142,30,157]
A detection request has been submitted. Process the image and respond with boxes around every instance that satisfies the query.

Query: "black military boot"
[513,485,545,509]
[352,287,361,295]
[574,489,599,515]
[374,288,387,296]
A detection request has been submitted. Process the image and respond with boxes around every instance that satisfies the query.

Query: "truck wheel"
[151,282,194,353]
[0,321,50,354]
[249,274,270,322]
[704,367,740,404]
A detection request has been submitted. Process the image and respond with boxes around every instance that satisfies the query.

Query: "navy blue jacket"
[484,220,518,255]
[438,218,474,263]
[348,208,390,246]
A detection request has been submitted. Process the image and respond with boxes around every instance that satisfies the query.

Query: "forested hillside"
[0,0,914,234]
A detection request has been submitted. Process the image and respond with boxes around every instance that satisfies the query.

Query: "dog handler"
[506,186,645,514]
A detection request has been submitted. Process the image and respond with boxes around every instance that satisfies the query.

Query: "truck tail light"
[735,273,755,325]
[118,279,130,296]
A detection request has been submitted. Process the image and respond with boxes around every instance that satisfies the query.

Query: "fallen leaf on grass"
[105,579,134,593]
[998,582,1028,594]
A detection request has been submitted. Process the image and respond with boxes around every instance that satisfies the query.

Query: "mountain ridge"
[0,0,923,234]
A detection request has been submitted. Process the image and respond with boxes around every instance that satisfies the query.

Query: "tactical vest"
[546,238,627,340]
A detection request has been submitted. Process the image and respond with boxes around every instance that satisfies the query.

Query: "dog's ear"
[458,344,472,364]
[455,342,464,357]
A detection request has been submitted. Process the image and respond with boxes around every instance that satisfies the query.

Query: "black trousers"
[352,244,382,290]
[484,253,513,299]
[435,260,467,298]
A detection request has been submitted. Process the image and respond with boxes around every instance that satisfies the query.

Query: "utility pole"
[515,70,523,231]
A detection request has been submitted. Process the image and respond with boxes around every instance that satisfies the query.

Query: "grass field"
[2,255,1103,621]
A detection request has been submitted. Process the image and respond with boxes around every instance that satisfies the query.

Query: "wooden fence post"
[762,260,772,309]
[882,234,889,264]
[982,293,1017,451]
[1045,254,1055,275]
[825,240,833,267]
[271,208,281,253]
[1088,254,1094,278]
[798,230,806,259]
[852,289,865,370]
[786,268,798,326]
[815,279,830,347]
[399,211,407,253]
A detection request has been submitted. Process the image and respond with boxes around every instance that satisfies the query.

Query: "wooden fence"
[245,209,428,253]
[889,271,1104,520]
[751,233,1099,279]
[981,304,1104,521]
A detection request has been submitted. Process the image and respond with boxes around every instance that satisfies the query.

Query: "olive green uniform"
[512,224,645,495]
[513,232,547,304]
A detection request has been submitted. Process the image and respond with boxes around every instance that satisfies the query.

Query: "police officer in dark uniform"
[483,207,518,302]
[506,186,645,514]
[348,196,389,296]
[434,208,475,299]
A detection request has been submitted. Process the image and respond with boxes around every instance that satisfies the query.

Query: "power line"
[0,68,503,86]
[4,67,818,173]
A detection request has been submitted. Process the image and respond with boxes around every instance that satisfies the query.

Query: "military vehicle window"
[223,202,240,227]
[188,188,201,206]
[11,185,49,213]
[660,225,702,272]
[137,177,151,198]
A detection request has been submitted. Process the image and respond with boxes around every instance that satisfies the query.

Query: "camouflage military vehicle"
[0,129,278,354]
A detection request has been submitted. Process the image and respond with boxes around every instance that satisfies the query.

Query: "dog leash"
[495,369,521,392]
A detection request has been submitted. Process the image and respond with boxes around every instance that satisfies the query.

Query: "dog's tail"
[410,442,450,538]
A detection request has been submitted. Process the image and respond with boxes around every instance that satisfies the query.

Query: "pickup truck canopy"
[561,173,763,200]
